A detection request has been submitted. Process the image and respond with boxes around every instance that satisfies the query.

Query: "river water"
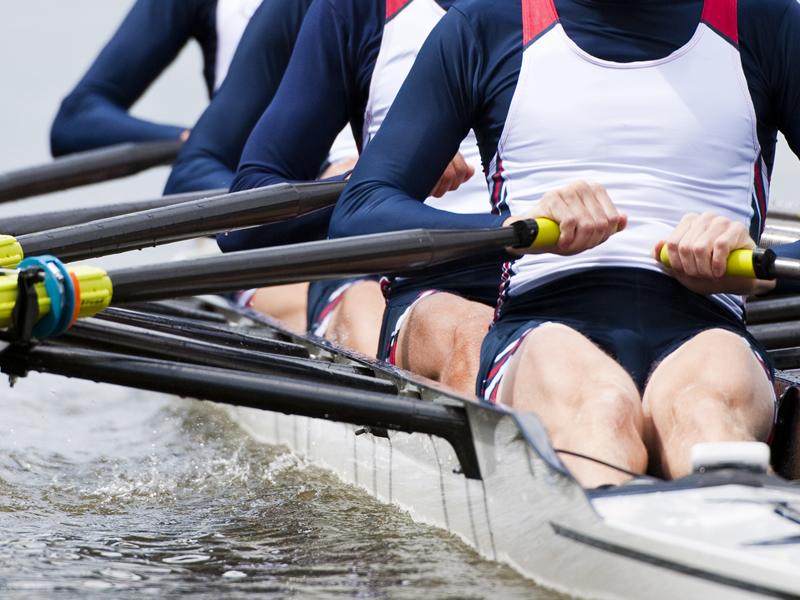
[1,2,799,598]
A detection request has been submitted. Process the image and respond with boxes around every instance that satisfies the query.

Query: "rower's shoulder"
[323,0,384,27]
[448,0,522,33]
[739,0,799,23]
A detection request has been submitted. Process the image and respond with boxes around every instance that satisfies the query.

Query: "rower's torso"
[499,0,760,314]
[365,0,490,214]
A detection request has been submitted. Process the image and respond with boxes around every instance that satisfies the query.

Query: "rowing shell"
[209,299,800,600]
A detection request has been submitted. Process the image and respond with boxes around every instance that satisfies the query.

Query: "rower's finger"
[678,214,712,278]
[430,163,456,198]
[665,213,696,275]
[449,153,475,189]
[591,183,626,234]
[535,190,574,250]
[688,213,728,279]
[710,220,754,279]
[575,182,610,249]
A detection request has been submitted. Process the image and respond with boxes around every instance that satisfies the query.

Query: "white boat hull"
[229,403,800,599]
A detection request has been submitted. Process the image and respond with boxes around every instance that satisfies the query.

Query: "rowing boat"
[156,295,799,600]
[2,167,800,597]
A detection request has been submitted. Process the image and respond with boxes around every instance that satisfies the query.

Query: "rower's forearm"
[164,156,233,195]
[50,96,186,157]
[330,182,506,239]
[216,207,334,253]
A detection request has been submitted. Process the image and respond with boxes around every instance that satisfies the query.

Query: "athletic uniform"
[163,0,315,194]
[330,0,800,394]
[50,0,262,157]
[227,0,497,339]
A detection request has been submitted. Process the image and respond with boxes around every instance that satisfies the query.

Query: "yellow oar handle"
[658,245,756,278]
[530,218,561,250]
[0,265,113,330]
[0,235,23,269]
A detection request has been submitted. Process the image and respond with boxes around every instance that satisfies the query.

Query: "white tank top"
[364,0,490,214]
[214,0,264,91]
[496,0,764,315]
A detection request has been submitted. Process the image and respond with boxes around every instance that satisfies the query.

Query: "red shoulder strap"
[386,0,413,20]
[701,0,738,46]
[522,0,559,47]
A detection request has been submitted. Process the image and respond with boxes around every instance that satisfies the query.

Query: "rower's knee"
[327,280,384,357]
[398,293,491,379]
[647,329,773,440]
[440,307,493,395]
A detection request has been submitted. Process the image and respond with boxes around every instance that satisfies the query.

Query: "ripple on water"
[0,376,560,599]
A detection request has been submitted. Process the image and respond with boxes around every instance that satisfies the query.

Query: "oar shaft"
[65,318,396,393]
[3,188,224,237]
[0,140,182,203]
[0,344,481,479]
[98,307,309,357]
[15,181,344,262]
[107,226,525,304]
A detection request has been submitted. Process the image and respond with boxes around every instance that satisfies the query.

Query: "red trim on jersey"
[701,0,738,45]
[386,0,412,20]
[522,0,559,46]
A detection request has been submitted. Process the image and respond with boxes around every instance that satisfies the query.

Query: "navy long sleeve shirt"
[330,0,800,240]
[50,0,219,157]
[164,0,314,194]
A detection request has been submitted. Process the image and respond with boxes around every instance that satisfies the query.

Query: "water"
[2,1,800,598]
[0,377,547,598]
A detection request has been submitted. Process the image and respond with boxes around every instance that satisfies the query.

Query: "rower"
[331,0,800,486]
[50,0,262,157]
[161,0,357,333]
[224,0,489,359]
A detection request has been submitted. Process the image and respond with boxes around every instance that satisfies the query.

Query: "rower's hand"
[504,181,626,255]
[320,155,358,179]
[429,152,475,198]
[180,129,191,142]
[655,212,775,295]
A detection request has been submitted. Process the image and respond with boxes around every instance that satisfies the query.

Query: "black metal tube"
[98,307,310,358]
[746,295,800,325]
[769,347,800,371]
[0,140,182,203]
[17,181,345,262]
[3,188,224,237]
[64,319,397,393]
[108,226,523,304]
[748,320,800,350]
[1,345,480,479]
[120,300,229,324]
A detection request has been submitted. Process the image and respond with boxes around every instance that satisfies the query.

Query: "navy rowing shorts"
[306,277,380,338]
[477,268,773,402]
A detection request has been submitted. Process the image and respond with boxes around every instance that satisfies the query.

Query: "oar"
[658,245,800,279]
[0,219,550,337]
[0,181,345,267]
[0,140,182,203]
[63,318,398,394]
[3,188,225,237]
[0,344,482,479]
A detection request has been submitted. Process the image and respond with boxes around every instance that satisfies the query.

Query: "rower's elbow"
[230,165,273,193]
[50,96,80,157]
[328,190,359,240]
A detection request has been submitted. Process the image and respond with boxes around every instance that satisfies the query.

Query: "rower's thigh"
[500,323,641,426]
[643,328,774,441]
[396,293,493,377]
[251,282,309,333]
